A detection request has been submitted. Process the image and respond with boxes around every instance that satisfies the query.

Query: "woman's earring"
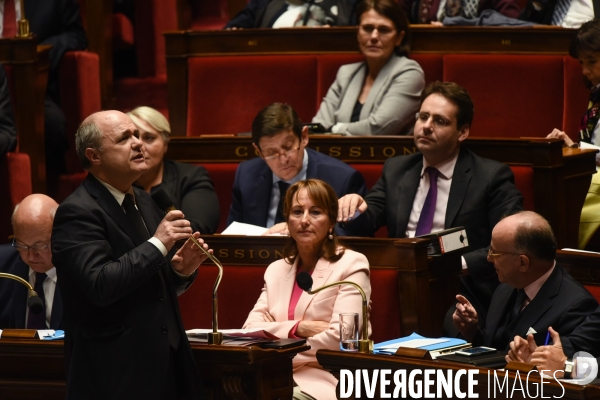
[328,230,333,240]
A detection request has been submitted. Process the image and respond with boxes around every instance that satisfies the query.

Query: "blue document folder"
[374,332,467,355]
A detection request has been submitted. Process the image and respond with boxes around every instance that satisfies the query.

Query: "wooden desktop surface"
[0,338,307,400]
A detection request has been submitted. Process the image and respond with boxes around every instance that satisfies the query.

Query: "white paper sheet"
[221,222,269,236]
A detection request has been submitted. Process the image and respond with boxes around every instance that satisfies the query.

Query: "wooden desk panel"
[0,338,306,400]
[317,349,600,399]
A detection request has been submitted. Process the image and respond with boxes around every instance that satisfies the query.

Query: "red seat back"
[509,166,535,211]
[563,56,589,141]
[198,163,238,232]
[187,56,318,136]
[0,153,32,243]
[444,55,564,138]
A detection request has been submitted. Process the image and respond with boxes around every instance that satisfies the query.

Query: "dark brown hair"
[282,179,344,264]
[569,19,600,59]
[421,81,474,129]
[356,0,411,57]
[251,103,302,148]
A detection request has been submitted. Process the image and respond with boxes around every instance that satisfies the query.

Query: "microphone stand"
[189,236,223,345]
[0,272,39,301]
[0,272,44,339]
[306,281,373,353]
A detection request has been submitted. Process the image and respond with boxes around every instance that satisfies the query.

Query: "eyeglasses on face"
[359,24,396,36]
[487,247,521,260]
[12,238,51,254]
[415,112,453,129]
[261,146,301,162]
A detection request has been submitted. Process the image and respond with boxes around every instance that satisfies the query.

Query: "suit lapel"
[136,189,159,236]
[510,267,562,340]
[294,259,334,320]
[337,64,366,123]
[84,175,140,245]
[445,149,472,228]
[486,284,514,345]
[250,165,274,227]
[395,159,423,236]
[50,284,63,329]
[276,260,297,322]
[306,148,318,178]
[361,57,395,119]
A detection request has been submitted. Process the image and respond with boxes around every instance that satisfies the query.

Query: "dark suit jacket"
[345,147,523,317]
[52,174,203,400]
[0,244,62,329]
[225,0,359,28]
[146,159,220,234]
[561,306,600,358]
[227,148,367,230]
[481,265,598,351]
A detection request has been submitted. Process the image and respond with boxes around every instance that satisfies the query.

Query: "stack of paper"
[374,332,468,358]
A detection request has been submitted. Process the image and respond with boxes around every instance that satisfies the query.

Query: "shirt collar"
[29,267,57,283]
[95,176,135,206]
[272,148,309,185]
[422,152,459,180]
[523,261,556,302]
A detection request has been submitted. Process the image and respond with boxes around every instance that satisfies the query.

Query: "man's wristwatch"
[564,359,574,379]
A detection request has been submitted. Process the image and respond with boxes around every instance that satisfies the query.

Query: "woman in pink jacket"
[244,179,372,400]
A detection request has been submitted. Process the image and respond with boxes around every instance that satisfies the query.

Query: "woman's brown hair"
[282,179,345,264]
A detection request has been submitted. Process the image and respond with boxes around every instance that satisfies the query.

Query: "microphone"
[0,272,44,314]
[151,188,176,213]
[296,271,373,353]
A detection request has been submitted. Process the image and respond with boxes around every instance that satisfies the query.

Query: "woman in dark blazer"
[128,106,220,234]
[312,0,424,136]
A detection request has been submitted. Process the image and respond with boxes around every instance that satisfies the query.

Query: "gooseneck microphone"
[0,273,44,315]
[296,271,373,353]
[151,189,223,345]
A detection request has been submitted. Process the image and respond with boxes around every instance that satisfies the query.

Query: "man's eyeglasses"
[487,247,521,260]
[261,146,301,162]
[12,238,51,254]
[415,112,453,129]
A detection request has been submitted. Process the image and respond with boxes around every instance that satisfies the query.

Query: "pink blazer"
[243,249,371,400]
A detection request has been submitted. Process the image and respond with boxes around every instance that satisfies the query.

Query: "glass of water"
[339,313,359,352]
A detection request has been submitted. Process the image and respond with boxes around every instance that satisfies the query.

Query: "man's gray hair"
[75,117,103,170]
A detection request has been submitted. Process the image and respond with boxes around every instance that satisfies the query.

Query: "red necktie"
[3,0,17,38]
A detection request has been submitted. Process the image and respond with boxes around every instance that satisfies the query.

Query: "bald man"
[453,211,597,352]
[52,111,208,400]
[0,194,60,329]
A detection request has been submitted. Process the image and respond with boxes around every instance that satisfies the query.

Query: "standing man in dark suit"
[0,194,61,329]
[52,110,209,400]
[453,211,597,351]
[227,102,367,234]
[338,81,524,321]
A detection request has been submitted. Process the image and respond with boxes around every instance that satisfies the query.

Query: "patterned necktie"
[275,181,291,224]
[511,289,527,321]
[27,272,47,329]
[578,86,600,144]
[122,193,180,349]
[415,167,440,236]
[2,0,16,38]
[551,0,571,26]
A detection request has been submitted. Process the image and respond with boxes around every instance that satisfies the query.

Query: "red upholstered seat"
[187,56,318,136]
[563,56,589,141]
[112,13,135,50]
[178,265,266,330]
[198,163,238,232]
[443,55,564,138]
[348,163,383,190]
[411,54,443,84]
[178,263,403,343]
[316,53,364,107]
[0,153,32,243]
[369,268,402,343]
[509,166,535,211]
[584,285,600,303]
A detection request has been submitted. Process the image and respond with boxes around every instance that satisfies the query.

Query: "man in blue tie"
[0,194,60,329]
[338,81,524,325]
